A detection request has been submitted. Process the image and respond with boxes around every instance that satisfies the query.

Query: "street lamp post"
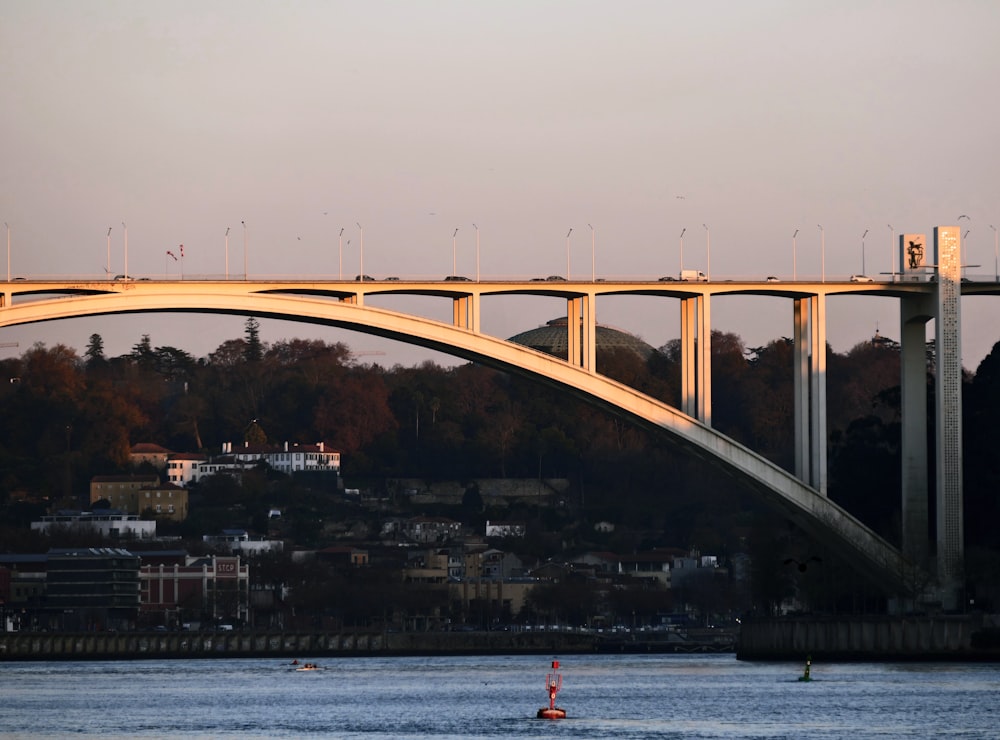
[122,221,128,280]
[339,227,345,280]
[242,220,248,280]
[963,230,971,278]
[106,226,111,277]
[5,222,10,283]
[991,224,998,282]
[357,222,364,279]
[817,224,825,282]
[861,229,868,276]
[452,227,459,276]
[473,223,480,282]
[792,229,799,280]
[565,228,573,279]
[588,223,595,281]
[679,228,686,274]
[225,227,230,280]
[703,224,710,281]
[887,224,894,280]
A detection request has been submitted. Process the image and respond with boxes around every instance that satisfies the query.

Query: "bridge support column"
[452,295,479,331]
[900,295,932,570]
[680,294,711,425]
[792,296,827,494]
[932,226,964,609]
[793,299,810,482]
[809,294,828,494]
[566,296,596,371]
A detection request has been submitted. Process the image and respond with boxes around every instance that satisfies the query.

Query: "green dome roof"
[508,317,655,360]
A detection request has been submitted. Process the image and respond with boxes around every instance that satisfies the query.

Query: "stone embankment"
[737,614,1000,661]
[0,628,735,661]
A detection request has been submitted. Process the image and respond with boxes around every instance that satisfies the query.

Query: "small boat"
[295,662,322,671]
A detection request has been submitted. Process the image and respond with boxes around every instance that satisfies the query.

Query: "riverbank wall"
[0,629,734,661]
[736,615,1000,661]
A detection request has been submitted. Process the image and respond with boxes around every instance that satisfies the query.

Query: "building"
[89,476,189,521]
[128,443,172,471]
[485,520,526,538]
[165,453,208,487]
[202,529,284,557]
[220,440,341,475]
[156,441,341,488]
[509,317,657,361]
[0,554,48,631]
[401,516,464,544]
[31,510,157,540]
[139,552,249,627]
[45,548,140,632]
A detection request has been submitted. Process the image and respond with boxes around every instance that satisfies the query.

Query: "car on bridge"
[444,275,471,281]
[850,274,874,283]
[355,274,374,281]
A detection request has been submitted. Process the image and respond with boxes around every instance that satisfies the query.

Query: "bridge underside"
[0,289,914,593]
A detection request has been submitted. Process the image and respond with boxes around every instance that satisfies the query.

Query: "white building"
[220,441,341,474]
[203,529,284,556]
[31,510,157,540]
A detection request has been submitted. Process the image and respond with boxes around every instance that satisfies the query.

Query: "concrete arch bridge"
[2,268,992,604]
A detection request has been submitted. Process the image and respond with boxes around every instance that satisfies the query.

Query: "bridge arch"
[0,288,910,590]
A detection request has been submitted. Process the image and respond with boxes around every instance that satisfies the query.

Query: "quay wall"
[0,630,735,661]
[737,615,1000,661]
[0,630,600,661]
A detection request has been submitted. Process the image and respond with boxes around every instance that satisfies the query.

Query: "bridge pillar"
[565,296,595,372]
[567,297,581,366]
[792,296,827,494]
[808,294,828,494]
[900,295,932,569]
[680,294,711,425]
[793,299,810,482]
[452,295,479,331]
[933,226,964,609]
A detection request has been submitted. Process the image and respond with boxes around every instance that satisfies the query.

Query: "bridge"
[1,227,991,608]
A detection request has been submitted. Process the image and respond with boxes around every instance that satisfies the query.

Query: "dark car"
[355,274,374,281]
[444,275,471,281]
[545,275,566,281]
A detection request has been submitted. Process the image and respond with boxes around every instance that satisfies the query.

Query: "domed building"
[508,317,656,361]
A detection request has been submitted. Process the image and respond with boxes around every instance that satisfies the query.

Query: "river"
[1,654,997,739]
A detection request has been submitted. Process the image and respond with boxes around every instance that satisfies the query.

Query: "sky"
[2,1,999,369]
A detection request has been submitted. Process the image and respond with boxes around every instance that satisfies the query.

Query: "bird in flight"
[958,214,970,220]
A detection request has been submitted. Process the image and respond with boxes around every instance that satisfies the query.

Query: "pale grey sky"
[2,1,999,367]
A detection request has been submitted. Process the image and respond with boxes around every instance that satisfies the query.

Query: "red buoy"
[536,660,567,719]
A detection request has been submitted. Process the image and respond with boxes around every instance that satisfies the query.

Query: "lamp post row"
[9,219,998,283]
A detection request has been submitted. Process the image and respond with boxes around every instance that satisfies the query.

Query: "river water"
[1,654,997,739]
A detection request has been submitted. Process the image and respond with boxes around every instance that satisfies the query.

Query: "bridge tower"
[897,227,964,610]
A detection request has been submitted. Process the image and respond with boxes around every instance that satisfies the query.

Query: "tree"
[85,334,106,368]
[244,317,263,362]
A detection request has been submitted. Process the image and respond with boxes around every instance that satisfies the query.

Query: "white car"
[850,274,874,283]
